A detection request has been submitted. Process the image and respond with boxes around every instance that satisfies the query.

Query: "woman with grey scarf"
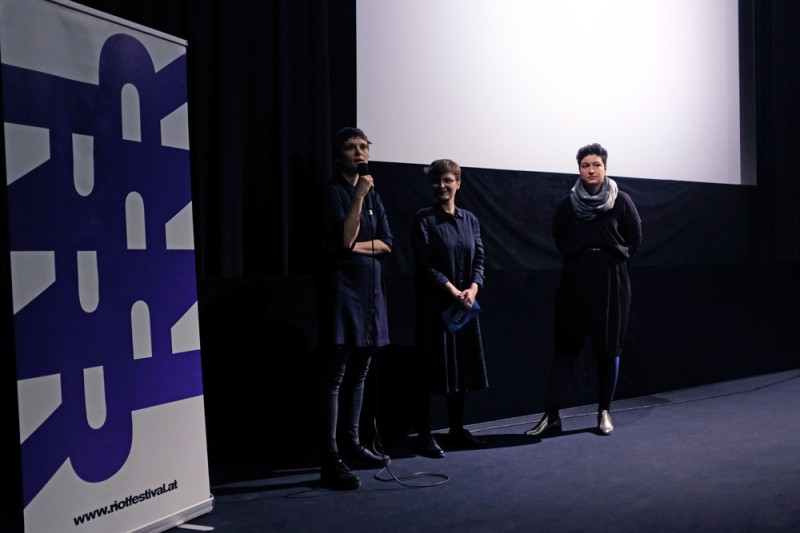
[525,143,642,438]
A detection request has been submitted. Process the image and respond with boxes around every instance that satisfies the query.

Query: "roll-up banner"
[1,0,213,531]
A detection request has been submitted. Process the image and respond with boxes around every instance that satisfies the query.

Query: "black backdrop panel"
[371,161,758,274]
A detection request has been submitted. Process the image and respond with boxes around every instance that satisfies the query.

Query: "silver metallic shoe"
[523,414,562,437]
[598,410,614,435]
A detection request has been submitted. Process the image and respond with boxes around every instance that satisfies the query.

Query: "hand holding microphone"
[357,162,374,214]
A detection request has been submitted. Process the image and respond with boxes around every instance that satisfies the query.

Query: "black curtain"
[75,0,356,277]
[752,0,800,261]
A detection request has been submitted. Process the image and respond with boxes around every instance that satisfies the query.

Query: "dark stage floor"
[178,369,800,532]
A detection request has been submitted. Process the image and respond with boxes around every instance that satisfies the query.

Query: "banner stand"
[2,1,213,531]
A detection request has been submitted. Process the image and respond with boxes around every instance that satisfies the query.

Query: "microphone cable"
[360,186,449,489]
[369,190,376,339]
[368,363,449,489]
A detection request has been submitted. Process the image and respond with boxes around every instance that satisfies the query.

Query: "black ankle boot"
[320,454,360,490]
[447,428,486,449]
[523,413,562,438]
[415,434,445,458]
[340,443,391,468]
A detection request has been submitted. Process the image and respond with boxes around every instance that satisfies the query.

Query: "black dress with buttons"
[412,205,488,394]
[319,176,393,348]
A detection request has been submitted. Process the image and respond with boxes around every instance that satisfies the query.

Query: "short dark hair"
[424,159,461,181]
[576,143,608,167]
[332,127,370,159]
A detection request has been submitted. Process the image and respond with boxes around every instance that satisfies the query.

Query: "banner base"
[133,496,214,533]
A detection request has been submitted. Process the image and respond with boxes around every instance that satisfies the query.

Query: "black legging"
[319,346,374,455]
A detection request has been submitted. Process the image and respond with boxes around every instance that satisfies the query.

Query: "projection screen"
[356,0,755,185]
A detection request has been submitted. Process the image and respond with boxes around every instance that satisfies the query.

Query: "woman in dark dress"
[317,127,393,490]
[412,159,488,458]
[524,143,642,438]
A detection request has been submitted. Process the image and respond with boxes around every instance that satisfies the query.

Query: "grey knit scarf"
[570,177,618,221]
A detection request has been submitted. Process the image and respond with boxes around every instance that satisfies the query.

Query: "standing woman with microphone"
[412,159,488,458]
[316,127,393,490]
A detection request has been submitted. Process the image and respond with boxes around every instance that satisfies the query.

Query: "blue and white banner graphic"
[1,0,213,531]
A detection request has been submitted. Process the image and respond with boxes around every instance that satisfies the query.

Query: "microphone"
[357,162,373,215]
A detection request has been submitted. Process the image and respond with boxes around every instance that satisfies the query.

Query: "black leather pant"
[319,345,374,455]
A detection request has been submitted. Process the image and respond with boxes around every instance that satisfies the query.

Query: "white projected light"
[357,0,751,185]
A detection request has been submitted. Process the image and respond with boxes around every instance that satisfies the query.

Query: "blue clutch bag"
[441,299,481,333]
